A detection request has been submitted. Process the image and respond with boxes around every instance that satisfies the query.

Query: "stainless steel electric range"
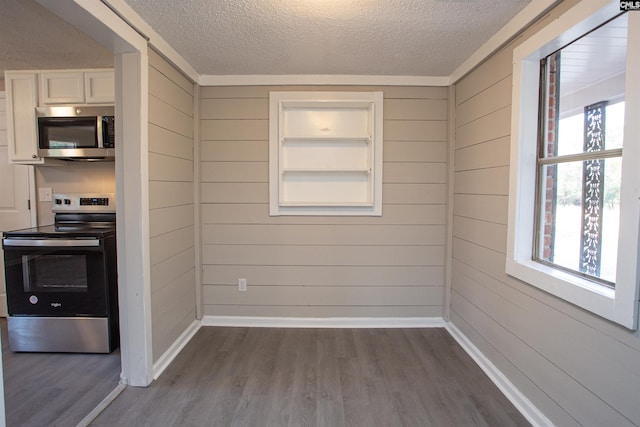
[2,193,118,353]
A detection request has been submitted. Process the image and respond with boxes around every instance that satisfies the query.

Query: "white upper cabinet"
[5,71,43,164]
[40,69,114,105]
[84,70,115,104]
[40,71,84,104]
[4,68,114,164]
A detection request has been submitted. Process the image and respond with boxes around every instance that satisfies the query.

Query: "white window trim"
[506,0,640,329]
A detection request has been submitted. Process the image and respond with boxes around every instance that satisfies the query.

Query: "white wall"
[199,85,448,318]
[450,2,640,425]
[35,162,115,225]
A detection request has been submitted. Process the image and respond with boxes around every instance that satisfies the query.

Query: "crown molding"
[198,74,450,87]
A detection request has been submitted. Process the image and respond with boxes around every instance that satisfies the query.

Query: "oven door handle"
[3,239,100,247]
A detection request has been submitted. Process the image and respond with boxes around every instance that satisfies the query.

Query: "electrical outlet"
[238,278,247,292]
[38,187,53,202]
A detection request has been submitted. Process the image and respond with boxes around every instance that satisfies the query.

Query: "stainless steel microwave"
[36,106,115,161]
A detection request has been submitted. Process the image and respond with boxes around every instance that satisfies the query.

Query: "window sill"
[506,257,617,320]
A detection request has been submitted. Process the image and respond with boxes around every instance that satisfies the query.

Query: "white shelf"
[279,201,375,207]
[281,136,370,143]
[282,168,371,174]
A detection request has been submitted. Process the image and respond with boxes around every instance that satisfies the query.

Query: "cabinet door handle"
[32,154,37,159]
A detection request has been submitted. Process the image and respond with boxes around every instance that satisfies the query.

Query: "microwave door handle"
[97,116,104,148]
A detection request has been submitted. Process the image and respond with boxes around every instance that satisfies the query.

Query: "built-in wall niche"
[269,91,383,216]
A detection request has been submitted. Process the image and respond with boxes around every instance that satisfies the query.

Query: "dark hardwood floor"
[92,327,530,427]
[1,318,121,427]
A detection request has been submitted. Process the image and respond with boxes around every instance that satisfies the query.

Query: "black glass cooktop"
[2,213,116,239]
[3,224,115,239]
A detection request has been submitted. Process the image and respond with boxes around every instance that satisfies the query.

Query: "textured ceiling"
[0,0,532,80]
[122,0,531,76]
[0,0,113,76]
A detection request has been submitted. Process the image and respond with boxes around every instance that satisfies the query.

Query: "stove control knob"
[55,199,62,205]
[64,199,71,205]
[29,295,38,305]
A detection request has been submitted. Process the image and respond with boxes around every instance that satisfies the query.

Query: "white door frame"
[36,0,154,386]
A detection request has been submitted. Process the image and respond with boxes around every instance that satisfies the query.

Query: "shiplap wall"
[148,49,196,361]
[451,2,640,426]
[200,86,448,318]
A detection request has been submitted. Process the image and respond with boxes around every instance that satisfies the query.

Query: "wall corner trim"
[152,319,201,380]
[201,316,446,328]
[445,322,554,427]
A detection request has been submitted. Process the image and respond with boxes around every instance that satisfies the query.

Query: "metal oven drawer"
[7,316,115,353]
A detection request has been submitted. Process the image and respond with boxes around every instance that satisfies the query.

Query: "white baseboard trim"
[445,322,554,427]
[152,319,201,380]
[201,316,446,328]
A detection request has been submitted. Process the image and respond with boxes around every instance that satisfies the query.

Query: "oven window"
[22,254,89,292]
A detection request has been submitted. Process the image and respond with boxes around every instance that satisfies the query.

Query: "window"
[269,91,383,216]
[536,33,626,287]
[507,2,640,329]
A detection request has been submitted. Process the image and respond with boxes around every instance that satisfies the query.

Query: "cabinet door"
[85,70,114,104]
[40,71,84,104]
[5,72,43,164]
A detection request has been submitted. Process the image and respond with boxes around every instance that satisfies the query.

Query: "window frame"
[506,0,640,329]
[533,96,624,288]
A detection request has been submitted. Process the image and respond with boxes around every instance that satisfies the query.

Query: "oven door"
[3,238,110,317]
